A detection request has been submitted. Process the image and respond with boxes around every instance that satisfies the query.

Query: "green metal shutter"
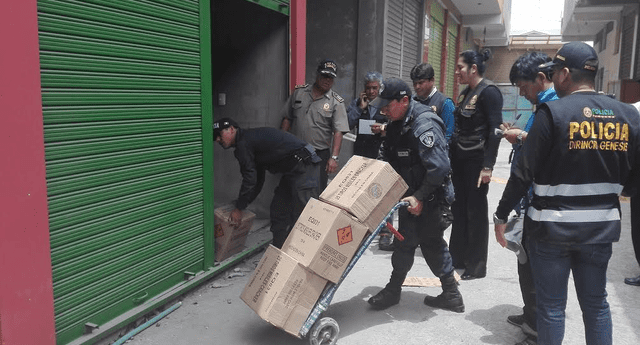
[37,0,209,343]
[428,2,444,86]
[445,20,458,98]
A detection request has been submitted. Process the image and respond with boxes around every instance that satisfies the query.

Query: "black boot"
[423,272,464,313]
[368,288,400,310]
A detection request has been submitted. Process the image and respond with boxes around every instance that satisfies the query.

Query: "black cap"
[538,41,598,72]
[410,63,435,81]
[213,117,239,138]
[317,59,338,78]
[369,77,412,108]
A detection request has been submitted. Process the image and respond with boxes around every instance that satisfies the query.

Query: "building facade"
[1,1,511,344]
[561,0,640,102]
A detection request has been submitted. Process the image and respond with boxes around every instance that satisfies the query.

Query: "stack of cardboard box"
[241,156,408,337]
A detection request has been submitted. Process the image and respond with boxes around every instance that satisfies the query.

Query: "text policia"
[568,108,630,152]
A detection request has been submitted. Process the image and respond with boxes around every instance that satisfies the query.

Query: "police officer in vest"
[366,78,463,313]
[449,49,504,280]
[214,118,322,249]
[494,42,640,344]
[410,63,455,142]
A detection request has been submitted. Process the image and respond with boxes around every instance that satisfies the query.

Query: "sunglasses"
[548,64,566,79]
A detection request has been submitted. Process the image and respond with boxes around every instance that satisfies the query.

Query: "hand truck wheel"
[309,317,339,345]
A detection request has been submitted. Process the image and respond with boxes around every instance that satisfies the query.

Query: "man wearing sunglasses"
[493,42,640,345]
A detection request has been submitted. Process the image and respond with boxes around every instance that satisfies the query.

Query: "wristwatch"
[331,155,339,161]
[493,212,507,225]
[516,131,527,145]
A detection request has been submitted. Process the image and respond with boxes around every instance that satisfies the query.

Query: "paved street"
[126,141,640,345]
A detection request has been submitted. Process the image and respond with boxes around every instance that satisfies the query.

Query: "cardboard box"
[320,155,408,231]
[214,204,255,262]
[241,245,328,337]
[281,198,369,283]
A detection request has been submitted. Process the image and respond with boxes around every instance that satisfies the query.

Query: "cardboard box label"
[282,198,368,283]
[336,225,353,245]
[214,224,224,238]
[368,182,383,198]
[319,243,348,269]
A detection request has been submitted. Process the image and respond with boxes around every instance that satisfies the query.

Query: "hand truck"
[298,201,408,345]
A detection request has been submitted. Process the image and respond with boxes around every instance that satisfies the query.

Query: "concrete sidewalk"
[125,142,640,345]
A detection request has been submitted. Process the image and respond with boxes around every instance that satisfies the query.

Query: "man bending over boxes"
[214,118,322,248]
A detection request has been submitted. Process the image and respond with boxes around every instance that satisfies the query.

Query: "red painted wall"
[0,1,57,344]
[289,0,306,90]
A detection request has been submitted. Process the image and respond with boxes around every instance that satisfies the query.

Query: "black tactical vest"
[454,79,497,150]
[527,92,640,244]
[418,91,448,119]
[385,103,445,195]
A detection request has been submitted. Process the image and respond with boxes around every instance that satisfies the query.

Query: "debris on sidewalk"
[210,282,232,289]
[403,272,461,287]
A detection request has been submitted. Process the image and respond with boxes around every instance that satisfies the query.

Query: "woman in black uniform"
[449,49,503,280]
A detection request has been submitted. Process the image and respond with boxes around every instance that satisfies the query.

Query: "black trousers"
[385,198,454,294]
[353,135,383,159]
[449,148,489,277]
[315,149,330,192]
[632,197,640,267]
[518,235,537,331]
[269,161,320,248]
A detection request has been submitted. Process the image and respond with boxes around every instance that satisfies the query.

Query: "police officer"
[281,59,350,191]
[366,78,463,313]
[214,118,321,248]
[449,49,503,280]
[410,63,455,142]
[493,42,640,344]
[501,51,559,345]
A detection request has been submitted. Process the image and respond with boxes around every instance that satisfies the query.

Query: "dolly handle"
[386,221,404,241]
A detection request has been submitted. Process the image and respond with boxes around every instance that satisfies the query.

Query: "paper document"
[358,119,376,135]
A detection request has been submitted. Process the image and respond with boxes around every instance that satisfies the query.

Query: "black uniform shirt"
[233,127,307,210]
[379,100,452,202]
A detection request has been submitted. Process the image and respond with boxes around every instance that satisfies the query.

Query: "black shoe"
[368,289,400,310]
[378,234,394,251]
[624,275,640,286]
[423,291,465,313]
[460,272,485,280]
[507,314,525,327]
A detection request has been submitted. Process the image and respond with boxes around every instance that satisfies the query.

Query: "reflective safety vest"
[526,92,640,244]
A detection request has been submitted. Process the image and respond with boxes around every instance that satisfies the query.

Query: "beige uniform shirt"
[283,84,349,151]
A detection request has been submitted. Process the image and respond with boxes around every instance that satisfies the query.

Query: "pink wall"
[0,1,57,344]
